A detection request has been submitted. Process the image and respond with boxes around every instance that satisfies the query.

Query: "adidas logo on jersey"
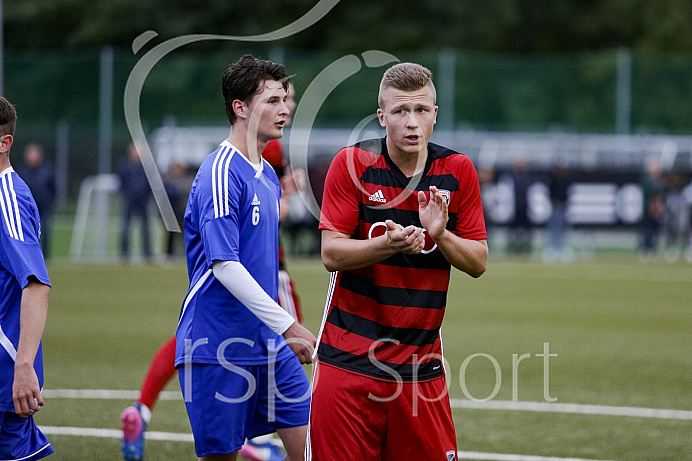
[251,194,261,206]
[368,190,387,203]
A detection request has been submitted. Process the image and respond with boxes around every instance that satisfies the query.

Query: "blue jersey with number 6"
[176,141,290,367]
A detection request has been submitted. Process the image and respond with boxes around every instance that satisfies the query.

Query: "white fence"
[150,127,692,171]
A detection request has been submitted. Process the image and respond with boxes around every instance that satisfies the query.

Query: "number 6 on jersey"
[252,206,260,226]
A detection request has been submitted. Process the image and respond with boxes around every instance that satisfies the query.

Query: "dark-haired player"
[176,56,314,461]
[121,81,306,461]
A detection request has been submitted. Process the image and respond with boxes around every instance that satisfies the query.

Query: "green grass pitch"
[35,256,691,460]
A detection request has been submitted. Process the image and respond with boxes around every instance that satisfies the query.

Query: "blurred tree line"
[6,0,692,54]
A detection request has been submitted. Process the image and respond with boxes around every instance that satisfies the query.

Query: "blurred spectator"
[282,191,318,256]
[118,143,152,262]
[508,155,534,255]
[543,157,573,263]
[162,162,195,259]
[304,153,333,255]
[280,153,329,257]
[19,144,56,258]
[639,157,665,261]
[685,178,692,263]
[308,153,331,208]
[478,165,496,245]
[662,170,691,263]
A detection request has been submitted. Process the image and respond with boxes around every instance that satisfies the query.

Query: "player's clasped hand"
[385,219,425,254]
[418,185,449,241]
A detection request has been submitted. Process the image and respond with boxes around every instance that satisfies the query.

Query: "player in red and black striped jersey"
[308,63,488,461]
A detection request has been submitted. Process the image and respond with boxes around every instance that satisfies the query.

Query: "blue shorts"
[178,354,311,457]
[0,412,54,461]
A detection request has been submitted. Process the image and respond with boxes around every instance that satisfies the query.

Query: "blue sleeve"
[199,165,244,266]
[0,180,50,288]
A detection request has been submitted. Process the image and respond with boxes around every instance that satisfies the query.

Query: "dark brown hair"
[0,97,17,137]
[222,55,288,125]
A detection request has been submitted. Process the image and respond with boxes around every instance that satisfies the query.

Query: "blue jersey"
[175,141,292,367]
[0,167,50,412]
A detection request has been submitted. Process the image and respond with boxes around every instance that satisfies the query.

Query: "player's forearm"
[435,232,488,278]
[16,281,50,368]
[321,230,399,272]
[212,260,295,334]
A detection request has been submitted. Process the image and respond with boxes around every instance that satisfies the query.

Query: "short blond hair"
[378,63,436,109]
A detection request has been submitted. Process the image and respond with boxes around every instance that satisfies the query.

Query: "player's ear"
[377,108,386,128]
[232,99,248,120]
[0,134,13,154]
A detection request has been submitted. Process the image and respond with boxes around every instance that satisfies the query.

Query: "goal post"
[70,174,120,262]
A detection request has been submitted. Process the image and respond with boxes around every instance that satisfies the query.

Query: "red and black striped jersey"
[317,138,487,382]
